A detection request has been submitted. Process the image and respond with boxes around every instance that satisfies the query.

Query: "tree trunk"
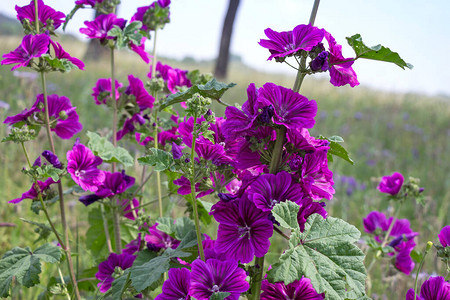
[214,0,241,79]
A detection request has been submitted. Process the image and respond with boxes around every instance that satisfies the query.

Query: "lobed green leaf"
[87,131,134,167]
[137,148,174,171]
[272,201,300,230]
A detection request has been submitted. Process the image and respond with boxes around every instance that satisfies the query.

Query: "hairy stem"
[190,115,205,261]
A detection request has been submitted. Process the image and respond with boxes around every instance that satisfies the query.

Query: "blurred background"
[0,0,449,299]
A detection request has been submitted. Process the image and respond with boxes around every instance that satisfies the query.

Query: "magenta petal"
[438,225,450,247]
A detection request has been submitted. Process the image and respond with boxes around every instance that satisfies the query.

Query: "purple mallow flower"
[248,171,303,212]
[75,0,104,7]
[324,31,359,87]
[155,268,191,300]
[1,34,50,71]
[49,39,85,70]
[96,253,136,293]
[257,83,317,129]
[80,13,126,43]
[131,0,171,32]
[189,258,249,300]
[92,78,123,105]
[145,223,180,251]
[67,140,105,192]
[300,150,335,201]
[261,277,325,300]
[95,171,135,198]
[211,197,273,263]
[259,24,324,61]
[148,62,191,94]
[16,0,65,30]
[9,178,56,204]
[378,172,404,195]
[439,225,450,247]
[126,74,154,110]
[42,150,62,169]
[405,276,450,300]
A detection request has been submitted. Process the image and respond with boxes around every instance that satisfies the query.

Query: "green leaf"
[159,78,236,110]
[210,292,231,300]
[156,217,177,236]
[184,194,212,225]
[86,207,112,258]
[410,249,423,263]
[138,148,174,171]
[346,34,413,69]
[0,243,62,297]
[319,135,354,165]
[87,131,134,167]
[272,201,300,230]
[110,270,130,299]
[267,215,367,300]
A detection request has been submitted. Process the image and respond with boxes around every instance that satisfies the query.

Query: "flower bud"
[58,110,68,120]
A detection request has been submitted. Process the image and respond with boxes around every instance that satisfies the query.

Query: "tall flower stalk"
[34,1,81,298]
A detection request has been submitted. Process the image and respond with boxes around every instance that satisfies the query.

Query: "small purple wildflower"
[378,172,404,195]
[126,74,154,110]
[1,34,50,71]
[261,277,325,300]
[155,268,191,300]
[189,258,249,300]
[15,0,65,30]
[211,197,273,263]
[438,225,450,247]
[67,140,105,192]
[96,253,136,293]
[9,178,56,204]
[92,78,123,105]
[405,276,450,300]
[80,13,126,43]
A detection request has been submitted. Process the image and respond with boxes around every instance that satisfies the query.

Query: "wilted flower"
[49,39,85,70]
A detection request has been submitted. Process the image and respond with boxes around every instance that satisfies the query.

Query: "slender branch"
[308,0,320,25]
[131,170,154,200]
[274,226,290,241]
[190,116,205,261]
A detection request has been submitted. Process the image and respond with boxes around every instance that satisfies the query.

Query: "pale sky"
[2,0,450,96]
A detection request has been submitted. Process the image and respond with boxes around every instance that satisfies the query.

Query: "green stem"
[109,46,122,254]
[190,115,205,261]
[413,242,432,300]
[375,201,403,259]
[100,204,113,253]
[34,0,39,32]
[151,29,158,79]
[39,70,81,300]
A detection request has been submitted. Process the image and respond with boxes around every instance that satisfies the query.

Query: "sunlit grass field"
[0,35,449,298]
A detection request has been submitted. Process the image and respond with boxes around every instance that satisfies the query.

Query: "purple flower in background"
[257,83,317,129]
[324,31,359,87]
[363,211,390,236]
[405,276,450,300]
[129,37,150,64]
[92,78,123,105]
[172,142,183,159]
[248,171,303,212]
[261,277,325,300]
[96,253,136,293]
[123,233,142,255]
[259,24,324,61]
[117,113,146,141]
[155,268,191,300]
[438,225,450,247]
[49,39,85,70]
[126,74,154,110]
[378,172,404,195]
[75,0,103,7]
[211,197,273,263]
[145,223,180,251]
[42,150,63,169]
[80,13,126,43]
[67,140,105,192]
[9,178,56,204]
[122,198,139,220]
[95,171,135,198]
[1,34,50,71]
[16,0,65,30]
[189,258,249,300]
[148,62,191,93]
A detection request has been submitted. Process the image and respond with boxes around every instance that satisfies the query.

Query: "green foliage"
[87,131,134,167]
[319,135,354,165]
[210,292,231,300]
[346,34,413,69]
[107,21,144,49]
[0,243,62,298]
[42,55,78,73]
[272,201,300,230]
[159,78,236,110]
[184,194,212,225]
[110,270,131,299]
[138,148,175,171]
[267,215,367,299]
[130,231,197,291]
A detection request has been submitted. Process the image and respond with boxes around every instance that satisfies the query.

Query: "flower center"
[270,199,279,208]
[75,169,86,178]
[285,43,296,51]
[238,225,251,238]
[211,284,220,293]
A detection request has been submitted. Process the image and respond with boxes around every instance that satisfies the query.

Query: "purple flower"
[126,74,154,110]
[1,34,50,71]
[96,253,136,293]
[117,113,146,141]
[95,171,135,198]
[211,197,273,263]
[131,0,171,32]
[378,172,404,195]
[405,276,450,300]
[49,39,85,70]
[67,141,105,192]
[363,211,390,236]
[195,136,234,166]
[145,223,180,251]
[16,0,65,30]
[155,268,191,300]
[300,150,335,201]
[122,198,139,220]
[129,37,150,64]
[148,62,191,94]
[439,225,450,247]
[9,178,56,204]
[297,198,327,232]
[172,142,183,159]
[257,83,317,129]
[189,258,249,300]
[324,31,359,87]
[42,150,62,169]
[259,24,324,61]
[80,13,126,43]
[75,0,103,7]
[310,51,329,72]
[261,277,325,300]
[248,171,303,212]
[92,78,123,105]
